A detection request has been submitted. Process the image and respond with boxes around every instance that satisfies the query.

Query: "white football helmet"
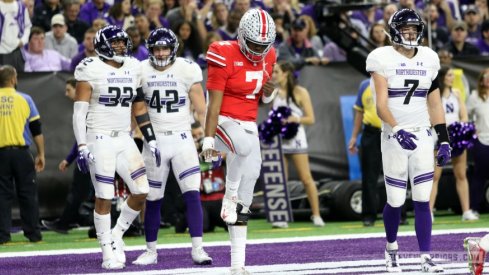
[237,8,276,62]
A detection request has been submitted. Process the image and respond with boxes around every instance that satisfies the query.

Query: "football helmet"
[94,25,132,63]
[146,28,179,67]
[237,8,276,62]
[388,8,424,49]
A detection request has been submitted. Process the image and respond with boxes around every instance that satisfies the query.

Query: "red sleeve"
[206,42,230,92]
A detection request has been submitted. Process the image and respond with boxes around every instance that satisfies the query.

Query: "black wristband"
[135,113,150,124]
[140,123,156,142]
[434,123,449,143]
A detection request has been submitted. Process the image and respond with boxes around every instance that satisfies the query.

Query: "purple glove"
[76,145,95,174]
[148,140,161,167]
[436,142,451,166]
[394,129,418,150]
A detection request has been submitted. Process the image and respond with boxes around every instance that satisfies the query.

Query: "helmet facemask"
[149,44,177,68]
[95,26,132,63]
[147,28,179,68]
[388,9,425,49]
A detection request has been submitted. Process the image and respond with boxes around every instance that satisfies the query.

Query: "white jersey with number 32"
[366,46,440,132]
[74,57,142,132]
[140,58,203,132]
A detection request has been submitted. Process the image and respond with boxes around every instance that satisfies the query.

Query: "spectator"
[196,31,221,69]
[271,12,288,47]
[475,0,489,21]
[467,68,489,216]
[22,0,33,19]
[135,14,151,41]
[41,78,94,234]
[444,21,481,56]
[0,65,45,244]
[78,0,110,25]
[24,26,71,72]
[63,0,89,44]
[165,0,206,41]
[423,3,450,51]
[208,2,228,32]
[477,20,489,54]
[437,49,470,101]
[216,9,241,41]
[126,26,148,61]
[70,27,96,71]
[45,14,78,59]
[270,61,325,228]
[368,22,389,50]
[463,5,483,45]
[176,21,202,61]
[163,0,178,16]
[91,17,107,31]
[299,15,323,57]
[268,0,297,30]
[416,0,457,30]
[430,66,479,222]
[348,79,383,227]
[378,3,398,26]
[32,0,62,32]
[0,0,32,72]
[105,0,135,30]
[277,18,328,71]
[145,0,169,31]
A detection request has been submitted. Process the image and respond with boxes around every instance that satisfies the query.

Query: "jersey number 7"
[403,79,419,105]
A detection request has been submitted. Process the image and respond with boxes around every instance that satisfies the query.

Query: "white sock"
[420,253,431,262]
[146,241,157,253]
[94,211,113,260]
[225,179,239,199]
[192,237,203,249]
[112,200,140,239]
[480,234,489,251]
[386,241,398,251]
[229,225,247,270]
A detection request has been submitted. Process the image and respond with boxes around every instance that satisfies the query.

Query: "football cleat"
[191,246,212,265]
[230,267,252,275]
[111,236,126,264]
[221,196,238,224]
[421,255,444,273]
[133,249,158,265]
[385,249,402,273]
[464,237,486,275]
[101,257,125,269]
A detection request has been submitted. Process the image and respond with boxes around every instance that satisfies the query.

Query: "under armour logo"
[181,133,187,139]
[400,63,406,67]
[417,62,423,66]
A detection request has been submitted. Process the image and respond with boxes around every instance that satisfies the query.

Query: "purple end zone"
[0,232,484,274]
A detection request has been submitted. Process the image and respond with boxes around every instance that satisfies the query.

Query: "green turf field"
[1,212,488,253]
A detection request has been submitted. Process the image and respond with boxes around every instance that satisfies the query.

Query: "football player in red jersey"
[201,8,277,275]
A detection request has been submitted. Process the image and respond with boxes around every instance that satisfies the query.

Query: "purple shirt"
[24,49,71,72]
[476,39,489,55]
[71,51,89,71]
[131,45,148,61]
[78,2,110,25]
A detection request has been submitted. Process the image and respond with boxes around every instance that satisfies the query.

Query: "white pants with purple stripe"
[142,130,200,201]
[87,132,149,200]
[381,127,435,207]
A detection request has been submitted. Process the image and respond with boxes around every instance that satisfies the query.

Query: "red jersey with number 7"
[206,40,276,121]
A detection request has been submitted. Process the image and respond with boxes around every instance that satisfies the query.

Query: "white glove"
[200,137,217,163]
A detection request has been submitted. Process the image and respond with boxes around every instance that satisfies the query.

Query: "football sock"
[112,200,140,240]
[224,154,241,197]
[144,199,163,243]
[386,241,398,251]
[183,191,203,237]
[147,241,157,253]
[383,203,401,244]
[480,234,489,251]
[94,211,113,260]
[413,201,431,252]
[229,225,247,270]
[192,237,203,249]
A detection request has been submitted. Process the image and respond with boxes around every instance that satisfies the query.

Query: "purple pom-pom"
[447,121,478,156]
[258,106,299,143]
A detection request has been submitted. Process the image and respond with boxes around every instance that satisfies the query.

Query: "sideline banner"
[260,136,293,223]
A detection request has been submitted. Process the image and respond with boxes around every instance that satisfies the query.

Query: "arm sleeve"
[134,87,145,102]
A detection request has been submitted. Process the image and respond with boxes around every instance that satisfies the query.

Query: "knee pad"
[216,121,252,156]
[229,203,250,226]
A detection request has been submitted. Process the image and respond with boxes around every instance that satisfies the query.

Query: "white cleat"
[230,267,252,275]
[462,210,479,221]
[101,257,125,270]
[311,215,325,227]
[111,237,126,264]
[191,246,212,265]
[385,249,402,273]
[132,249,158,265]
[221,196,238,224]
[421,255,444,273]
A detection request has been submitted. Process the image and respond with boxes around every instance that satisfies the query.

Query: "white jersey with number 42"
[366,46,440,132]
[141,57,203,132]
[74,57,142,132]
